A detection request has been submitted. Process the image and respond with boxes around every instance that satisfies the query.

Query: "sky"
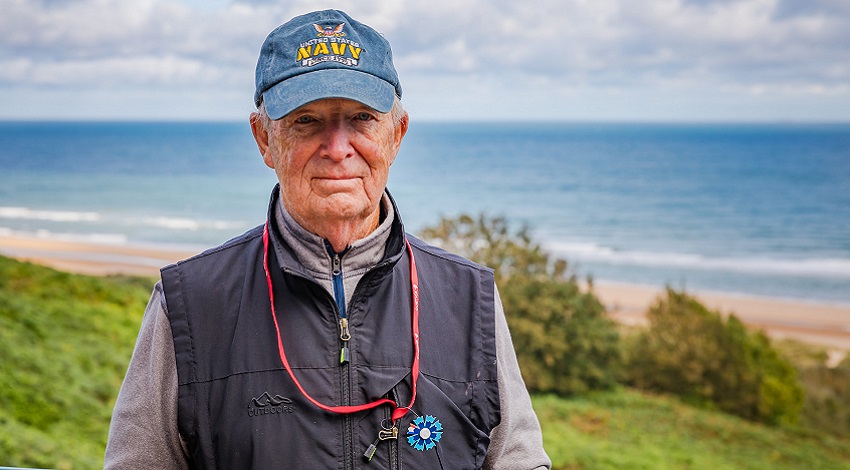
[1,0,849,122]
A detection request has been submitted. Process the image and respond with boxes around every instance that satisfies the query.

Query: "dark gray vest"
[162,192,500,469]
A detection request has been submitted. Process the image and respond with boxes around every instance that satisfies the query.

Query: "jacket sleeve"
[483,286,552,470]
[104,282,190,469]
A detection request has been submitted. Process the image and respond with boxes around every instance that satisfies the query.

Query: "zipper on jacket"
[327,244,355,470]
[389,387,400,470]
[330,249,351,364]
[343,369,353,470]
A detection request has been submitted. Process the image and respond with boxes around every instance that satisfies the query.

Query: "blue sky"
[1,0,849,121]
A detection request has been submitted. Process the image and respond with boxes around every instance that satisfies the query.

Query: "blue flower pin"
[407,415,443,451]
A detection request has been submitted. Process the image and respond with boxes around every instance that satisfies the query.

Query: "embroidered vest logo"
[296,23,362,67]
[247,392,295,417]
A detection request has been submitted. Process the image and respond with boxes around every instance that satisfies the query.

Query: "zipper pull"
[363,424,398,462]
[339,317,351,341]
[339,317,351,364]
[332,253,341,276]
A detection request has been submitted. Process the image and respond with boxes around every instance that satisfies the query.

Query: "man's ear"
[389,111,409,166]
[250,113,274,169]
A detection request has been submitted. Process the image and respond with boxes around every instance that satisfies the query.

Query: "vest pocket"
[358,375,491,470]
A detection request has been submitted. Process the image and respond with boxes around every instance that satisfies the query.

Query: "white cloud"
[0,0,848,120]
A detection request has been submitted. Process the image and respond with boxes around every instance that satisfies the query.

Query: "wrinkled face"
[253,98,407,233]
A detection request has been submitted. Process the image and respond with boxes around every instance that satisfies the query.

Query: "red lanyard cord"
[262,221,419,423]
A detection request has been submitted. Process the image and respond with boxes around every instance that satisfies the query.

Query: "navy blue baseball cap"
[254,9,402,120]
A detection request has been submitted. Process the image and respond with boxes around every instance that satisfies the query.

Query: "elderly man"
[105,9,550,469]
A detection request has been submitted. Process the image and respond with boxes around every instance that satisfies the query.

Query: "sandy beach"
[0,233,196,278]
[2,233,849,355]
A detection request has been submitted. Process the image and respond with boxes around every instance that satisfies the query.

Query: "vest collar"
[265,184,407,279]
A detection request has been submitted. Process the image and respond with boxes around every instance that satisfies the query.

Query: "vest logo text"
[248,392,295,417]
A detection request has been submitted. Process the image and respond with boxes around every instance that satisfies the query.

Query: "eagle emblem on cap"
[314,23,346,38]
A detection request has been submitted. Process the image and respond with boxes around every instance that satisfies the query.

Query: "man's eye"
[355,112,372,121]
[295,115,314,124]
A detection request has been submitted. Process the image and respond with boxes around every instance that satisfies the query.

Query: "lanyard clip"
[364,424,398,462]
[379,426,398,441]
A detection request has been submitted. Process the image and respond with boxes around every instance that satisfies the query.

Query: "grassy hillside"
[0,256,151,469]
[536,389,850,469]
[1,254,849,469]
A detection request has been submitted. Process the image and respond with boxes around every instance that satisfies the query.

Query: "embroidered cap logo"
[314,23,345,37]
[296,23,363,67]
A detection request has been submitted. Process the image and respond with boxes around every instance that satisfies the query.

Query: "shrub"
[792,349,850,437]
[625,288,803,425]
[420,214,622,394]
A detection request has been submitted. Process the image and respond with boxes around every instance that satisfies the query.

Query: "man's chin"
[313,194,374,221]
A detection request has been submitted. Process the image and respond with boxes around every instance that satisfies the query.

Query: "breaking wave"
[0,207,100,222]
[548,241,850,279]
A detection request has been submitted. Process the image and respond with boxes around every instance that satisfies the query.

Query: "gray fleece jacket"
[104,193,551,469]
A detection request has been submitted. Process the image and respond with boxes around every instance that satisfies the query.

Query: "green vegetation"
[798,358,850,437]
[775,339,850,437]
[421,214,623,394]
[422,213,849,466]
[535,389,850,470]
[625,288,803,425]
[0,256,150,469]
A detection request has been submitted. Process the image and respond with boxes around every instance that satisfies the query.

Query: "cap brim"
[262,68,396,120]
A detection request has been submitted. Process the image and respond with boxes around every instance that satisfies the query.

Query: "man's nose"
[320,120,355,161]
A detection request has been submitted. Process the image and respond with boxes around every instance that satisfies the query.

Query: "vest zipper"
[389,387,400,470]
[332,252,352,364]
[280,241,407,468]
[343,370,353,470]
[328,247,354,470]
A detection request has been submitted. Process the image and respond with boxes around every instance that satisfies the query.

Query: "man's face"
[252,98,407,233]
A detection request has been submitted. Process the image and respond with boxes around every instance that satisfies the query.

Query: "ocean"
[1,121,848,304]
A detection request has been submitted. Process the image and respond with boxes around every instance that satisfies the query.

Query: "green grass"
[0,256,151,469]
[2,254,850,469]
[535,389,850,470]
